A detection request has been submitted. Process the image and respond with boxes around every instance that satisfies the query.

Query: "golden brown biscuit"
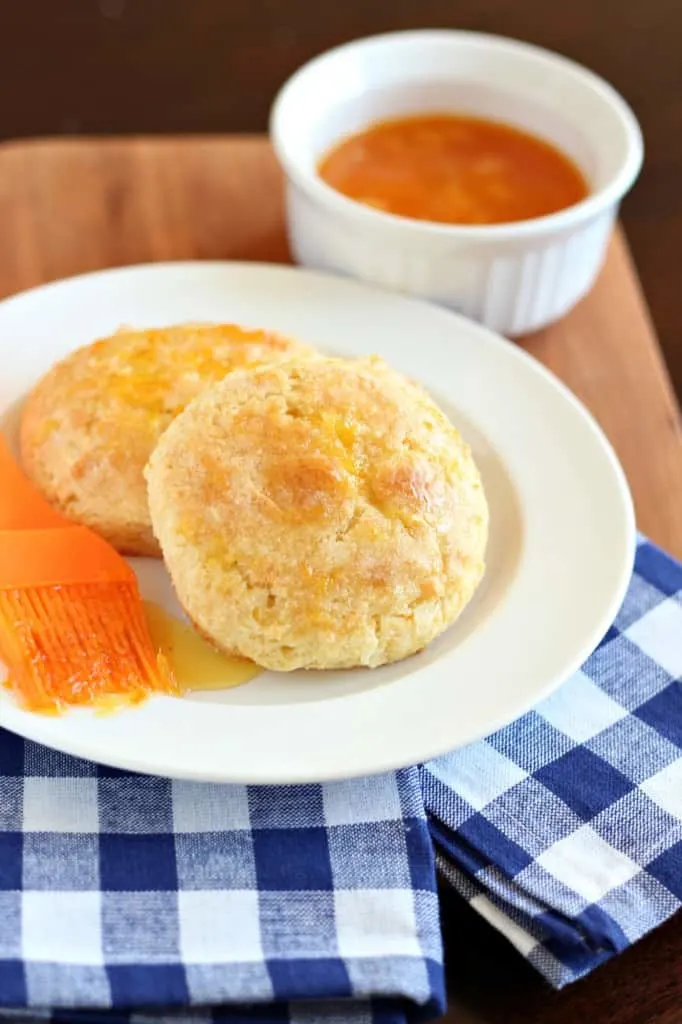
[145,356,488,671]
[20,324,313,556]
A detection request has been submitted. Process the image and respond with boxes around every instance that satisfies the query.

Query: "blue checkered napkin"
[422,535,682,988]
[0,1008,428,1024]
[0,1006,423,1024]
[0,1009,424,1024]
[0,748,444,1024]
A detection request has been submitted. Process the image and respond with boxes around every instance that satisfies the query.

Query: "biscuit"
[20,324,313,556]
[146,356,489,670]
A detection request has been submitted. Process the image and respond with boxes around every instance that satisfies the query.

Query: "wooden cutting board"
[0,136,680,1024]
[0,135,679,558]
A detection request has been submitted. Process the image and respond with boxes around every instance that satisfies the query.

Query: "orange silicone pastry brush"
[0,435,177,713]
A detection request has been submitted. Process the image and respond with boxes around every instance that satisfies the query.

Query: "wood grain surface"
[0,135,680,1022]
[0,0,680,402]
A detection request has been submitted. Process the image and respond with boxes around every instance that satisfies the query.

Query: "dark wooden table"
[0,135,680,1024]
[0,0,681,402]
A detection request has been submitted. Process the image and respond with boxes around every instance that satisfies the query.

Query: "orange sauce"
[318,114,589,226]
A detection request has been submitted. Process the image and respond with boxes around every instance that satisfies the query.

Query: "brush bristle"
[0,582,178,714]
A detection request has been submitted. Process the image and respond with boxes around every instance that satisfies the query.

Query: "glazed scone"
[20,324,314,556]
[146,356,489,671]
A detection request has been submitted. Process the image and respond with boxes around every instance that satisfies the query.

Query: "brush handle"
[0,434,70,530]
[0,435,135,585]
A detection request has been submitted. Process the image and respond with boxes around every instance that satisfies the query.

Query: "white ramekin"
[269,31,643,336]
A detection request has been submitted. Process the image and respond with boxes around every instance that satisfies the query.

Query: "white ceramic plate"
[0,262,635,783]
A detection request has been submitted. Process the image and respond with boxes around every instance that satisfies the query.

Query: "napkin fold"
[0,535,680,1022]
[422,535,682,988]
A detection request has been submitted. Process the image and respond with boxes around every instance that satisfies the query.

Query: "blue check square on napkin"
[0,535,680,1022]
